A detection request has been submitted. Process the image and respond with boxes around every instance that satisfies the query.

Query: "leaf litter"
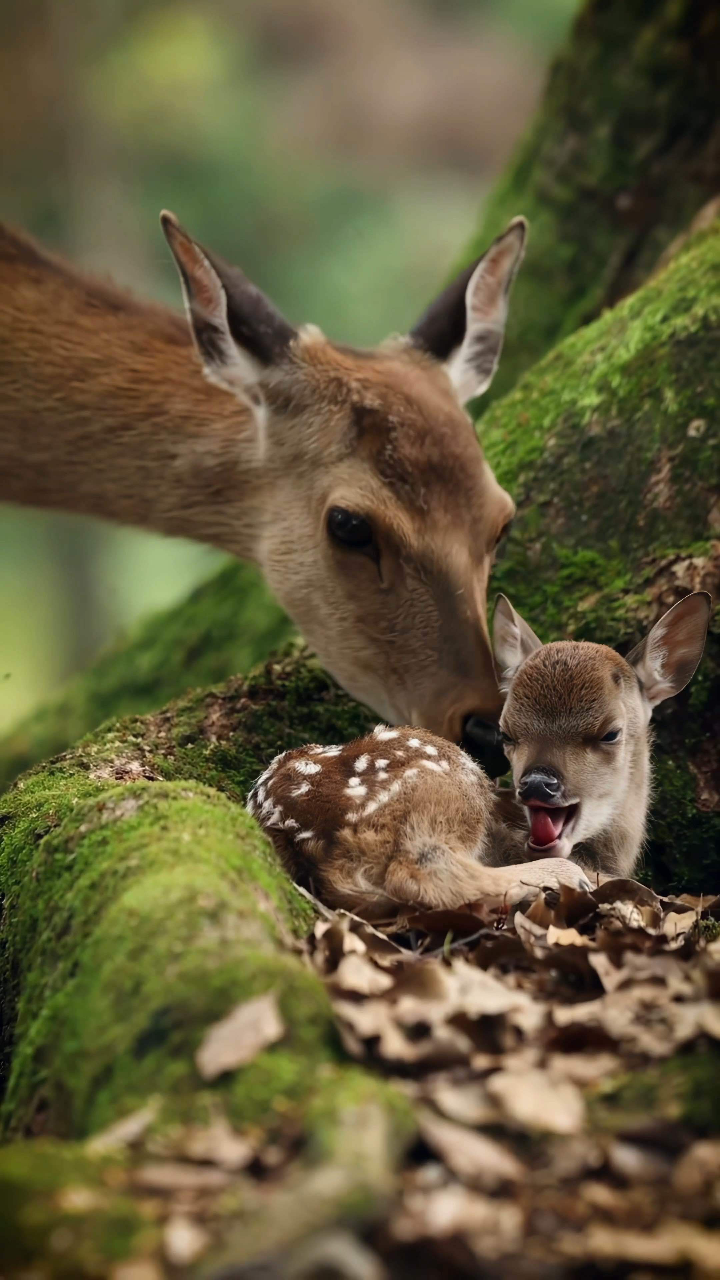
[64,878,720,1276]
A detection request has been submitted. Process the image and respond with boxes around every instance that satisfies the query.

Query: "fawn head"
[494,592,711,871]
[160,212,526,760]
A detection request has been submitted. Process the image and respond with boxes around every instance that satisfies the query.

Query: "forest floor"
[23,875,719,1279]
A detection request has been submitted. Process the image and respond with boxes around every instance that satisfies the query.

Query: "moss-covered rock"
[466,0,720,406]
[0,560,291,793]
[484,222,720,891]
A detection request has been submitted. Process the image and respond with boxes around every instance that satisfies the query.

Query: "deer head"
[494,592,712,876]
[160,212,527,756]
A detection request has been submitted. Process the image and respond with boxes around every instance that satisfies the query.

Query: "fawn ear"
[161,211,296,392]
[409,217,527,404]
[493,594,543,690]
[627,591,711,710]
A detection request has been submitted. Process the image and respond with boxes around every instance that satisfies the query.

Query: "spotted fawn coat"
[247,725,593,916]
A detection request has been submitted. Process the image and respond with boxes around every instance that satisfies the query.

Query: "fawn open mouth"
[525,801,579,853]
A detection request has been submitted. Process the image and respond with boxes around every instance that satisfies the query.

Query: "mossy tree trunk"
[467,0,720,405]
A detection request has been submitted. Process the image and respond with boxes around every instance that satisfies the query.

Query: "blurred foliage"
[0,0,578,733]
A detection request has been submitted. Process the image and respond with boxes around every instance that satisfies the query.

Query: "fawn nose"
[461,715,509,780]
[518,767,562,804]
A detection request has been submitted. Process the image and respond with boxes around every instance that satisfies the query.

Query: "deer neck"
[0,226,266,559]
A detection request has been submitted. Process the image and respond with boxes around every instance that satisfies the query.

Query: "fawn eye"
[327,507,374,550]
[500,731,515,747]
[600,728,621,743]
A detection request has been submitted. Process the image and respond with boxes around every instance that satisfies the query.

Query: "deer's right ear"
[627,591,711,710]
[492,594,543,690]
[409,217,527,404]
[160,211,296,393]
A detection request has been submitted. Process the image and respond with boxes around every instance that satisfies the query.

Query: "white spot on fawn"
[347,776,363,788]
[422,760,444,774]
[345,783,367,798]
[408,737,422,748]
[374,727,399,741]
[354,754,370,772]
[439,759,450,772]
[267,806,283,825]
[362,778,402,818]
[403,767,420,781]
[296,830,315,841]
[293,759,321,775]
[375,758,390,770]
[423,744,438,756]
[376,770,389,781]
[284,818,299,830]
[394,750,406,759]
[291,782,311,797]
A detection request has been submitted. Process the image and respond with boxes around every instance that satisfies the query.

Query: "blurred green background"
[0,0,578,732]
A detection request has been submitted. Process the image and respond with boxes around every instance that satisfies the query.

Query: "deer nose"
[518,768,563,804]
[461,715,510,780]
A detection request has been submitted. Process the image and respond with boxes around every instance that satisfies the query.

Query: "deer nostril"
[519,769,562,803]
[461,716,510,780]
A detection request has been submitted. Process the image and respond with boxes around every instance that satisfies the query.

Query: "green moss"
[464,0,720,408]
[0,1141,155,1275]
[303,1065,416,1165]
[589,1044,720,1135]
[0,559,292,792]
[482,225,720,892]
[0,779,333,1137]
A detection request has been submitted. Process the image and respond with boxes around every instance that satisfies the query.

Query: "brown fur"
[0,221,516,736]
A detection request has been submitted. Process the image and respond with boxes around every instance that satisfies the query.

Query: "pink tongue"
[530,808,563,847]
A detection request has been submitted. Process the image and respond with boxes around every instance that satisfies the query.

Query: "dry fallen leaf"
[486,1067,586,1135]
[163,1214,211,1266]
[133,1161,231,1193]
[181,1115,255,1171]
[86,1098,160,1155]
[418,1110,525,1190]
[392,1182,523,1249]
[195,991,285,1081]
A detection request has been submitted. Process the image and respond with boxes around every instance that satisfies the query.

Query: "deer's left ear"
[627,591,711,710]
[492,593,543,691]
[409,217,527,404]
[161,211,296,393]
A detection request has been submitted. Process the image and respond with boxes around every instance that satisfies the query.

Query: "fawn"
[247,591,710,914]
[0,214,526,767]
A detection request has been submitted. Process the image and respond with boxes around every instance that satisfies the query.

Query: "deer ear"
[627,591,711,710]
[409,217,527,405]
[160,211,296,392]
[492,594,543,690]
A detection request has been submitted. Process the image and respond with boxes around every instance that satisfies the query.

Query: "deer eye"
[500,731,515,747]
[327,506,374,551]
[493,520,513,563]
[600,728,621,743]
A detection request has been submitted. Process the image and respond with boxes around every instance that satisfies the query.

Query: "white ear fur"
[446,217,527,404]
[627,591,711,710]
[492,593,543,691]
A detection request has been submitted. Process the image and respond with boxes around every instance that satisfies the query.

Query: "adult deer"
[0,214,526,767]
